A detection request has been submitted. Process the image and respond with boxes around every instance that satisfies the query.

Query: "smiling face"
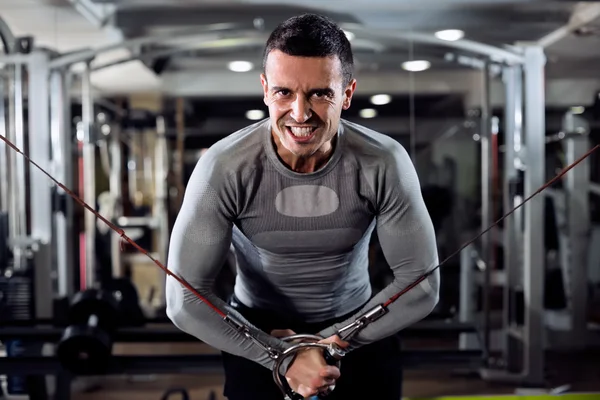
[260,50,356,171]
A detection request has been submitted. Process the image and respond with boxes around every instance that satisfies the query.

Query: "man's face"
[260,50,356,159]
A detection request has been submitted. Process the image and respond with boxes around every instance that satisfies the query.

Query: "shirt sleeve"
[317,142,440,349]
[165,149,292,370]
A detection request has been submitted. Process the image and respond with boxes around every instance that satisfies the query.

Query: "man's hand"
[271,329,296,338]
[284,335,349,398]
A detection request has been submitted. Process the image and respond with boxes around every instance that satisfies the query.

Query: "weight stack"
[0,268,35,395]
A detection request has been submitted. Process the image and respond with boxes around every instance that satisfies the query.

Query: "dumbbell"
[56,288,119,375]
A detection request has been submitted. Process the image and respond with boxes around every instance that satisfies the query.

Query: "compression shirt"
[166,118,440,371]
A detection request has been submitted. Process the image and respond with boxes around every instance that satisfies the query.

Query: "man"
[166,13,440,400]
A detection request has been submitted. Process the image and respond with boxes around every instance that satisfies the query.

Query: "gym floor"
[67,341,600,400]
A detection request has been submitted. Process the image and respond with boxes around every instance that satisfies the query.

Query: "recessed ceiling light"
[359,108,377,118]
[435,29,464,42]
[402,60,431,72]
[228,61,253,72]
[344,30,355,41]
[370,94,391,105]
[245,109,265,120]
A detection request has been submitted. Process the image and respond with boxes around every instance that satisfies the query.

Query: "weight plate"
[69,289,119,331]
[56,325,112,375]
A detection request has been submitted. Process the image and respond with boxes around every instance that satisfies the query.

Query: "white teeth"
[289,126,313,137]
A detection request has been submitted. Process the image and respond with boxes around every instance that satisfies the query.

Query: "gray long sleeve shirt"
[166,118,440,371]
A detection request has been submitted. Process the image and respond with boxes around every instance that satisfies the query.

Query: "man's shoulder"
[201,119,269,171]
[341,119,409,164]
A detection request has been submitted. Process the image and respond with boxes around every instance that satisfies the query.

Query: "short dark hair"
[262,13,354,87]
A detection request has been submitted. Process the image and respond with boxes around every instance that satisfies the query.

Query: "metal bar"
[501,64,524,372]
[28,56,53,197]
[479,63,492,358]
[537,3,600,48]
[49,23,524,71]
[154,116,170,307]
[0,322,479,342]
[68,0,114,27]
[563,132,591,348]
[0,54,31,65]
[90,35,259,71]
[48,24,244,69]
[81,62,96,289]
[341,24,525,65]
[590,183,600,196]
[0,14,15,54]
[459,244,477,350]
[522,45,546,385]
[0,77,8,212]
[175,98,186,209]
[50,68,75,299]
[109,124,124,278]
[28,50,54,319]
[8,63,28,270]
[0,355,224,376]
[0,350,483,376]
[116,216,156,228]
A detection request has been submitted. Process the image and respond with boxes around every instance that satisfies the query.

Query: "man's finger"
[296,383,316,398]
[271,329,296,338]
[320,365,341,380]
[321,377,336,386]
[319,334,349,348]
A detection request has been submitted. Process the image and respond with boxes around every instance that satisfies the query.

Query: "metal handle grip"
[273,335,346,400]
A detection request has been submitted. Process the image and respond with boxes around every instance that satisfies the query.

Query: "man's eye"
[313,91,330,98]
[276,89,290,96]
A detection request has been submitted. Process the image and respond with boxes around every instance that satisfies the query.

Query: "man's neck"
[272,134,336,174]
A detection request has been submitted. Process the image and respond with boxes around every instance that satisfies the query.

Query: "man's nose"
[290,96,312,123]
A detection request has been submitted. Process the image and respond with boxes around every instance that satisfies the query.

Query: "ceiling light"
[228,60,253,72]
[245,109,265,120]
[370,94,391,105]
[344,30,355,41]
[435,29,464,42]
[402,60,431,72]
[359,108,377,118]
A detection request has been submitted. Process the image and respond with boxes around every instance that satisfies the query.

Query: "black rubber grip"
[323,348,338,365]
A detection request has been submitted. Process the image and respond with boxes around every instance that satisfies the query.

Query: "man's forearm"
[316,268,439,349]
[166,276,293,370]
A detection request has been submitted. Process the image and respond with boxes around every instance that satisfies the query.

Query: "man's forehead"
[264,51,343,88]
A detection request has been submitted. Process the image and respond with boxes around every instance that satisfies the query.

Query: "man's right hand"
[284,335,348,398]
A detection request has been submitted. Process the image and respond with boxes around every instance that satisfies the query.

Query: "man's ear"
[260,73,269,105]
[342,79,357,110]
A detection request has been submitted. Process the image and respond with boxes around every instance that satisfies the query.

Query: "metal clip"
[336,304,388,341]
[223,314,281,360]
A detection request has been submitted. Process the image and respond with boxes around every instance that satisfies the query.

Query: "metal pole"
[28,50,54,319]
[459,244,476,350]
[522,45,546,385]
[0,77,8,212]
[28,51,52,244]
[501,65,524,372]
[562,113,591,348]
[154,116,170,308]
[8,64,27,270]
[479,62,492,358]
[50,67,74,299]
[109,124,123,278]
[175,98,185,210]
[81,62,96,289]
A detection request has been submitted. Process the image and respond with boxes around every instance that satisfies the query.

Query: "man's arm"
[317,142,440,348]
[165,150,291,370]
